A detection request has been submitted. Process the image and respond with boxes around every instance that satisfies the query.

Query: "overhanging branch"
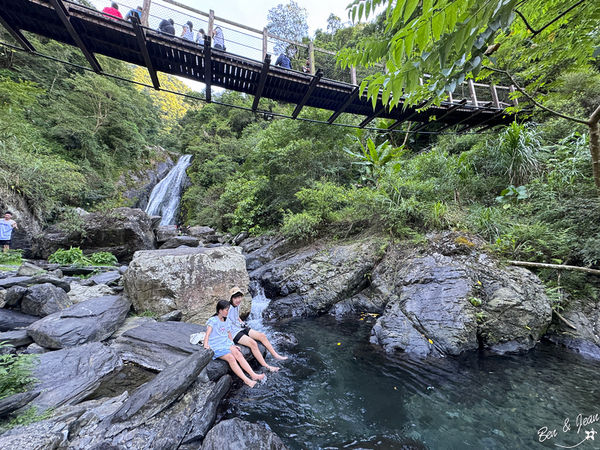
[483,65,589,125]
[515,0,588,37]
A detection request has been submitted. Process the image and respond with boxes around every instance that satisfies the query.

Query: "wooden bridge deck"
[0,0,516,130]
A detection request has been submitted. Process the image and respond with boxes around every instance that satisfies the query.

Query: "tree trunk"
[590,105,600,190]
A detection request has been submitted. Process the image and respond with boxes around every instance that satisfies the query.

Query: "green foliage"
[343,134,405,185]
[0,250,23,266]
[0,406,53,432]
[48,247,117,266]
[469,297,482,307]
[281,211,322,242]
[495,185,528,207]
[0,344,37,400]
[493,123,542,186]
[88,252,118,266]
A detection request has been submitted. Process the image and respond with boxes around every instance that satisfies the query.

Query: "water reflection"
[222,315,600,450]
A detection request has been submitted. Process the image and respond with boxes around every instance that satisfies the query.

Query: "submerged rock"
[123,246,250,324]
[201,417,287,450]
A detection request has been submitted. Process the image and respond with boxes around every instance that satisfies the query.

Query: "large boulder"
[27,295,131,349]
[31,342,123,411]
[20,283,72,317]
[32,207,156,261]
[545,297,600,359]
[159,235,200,249]
[201,418,288,450]
[68,283,116,304]
[123,246,251,324]
[249,237,387,320]
[367,235,552,357]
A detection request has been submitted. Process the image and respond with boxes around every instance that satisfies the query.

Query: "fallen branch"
[552,310,577,330]
[508,260,600,276]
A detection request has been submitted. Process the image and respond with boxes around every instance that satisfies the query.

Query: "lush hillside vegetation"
[1,2,599,301]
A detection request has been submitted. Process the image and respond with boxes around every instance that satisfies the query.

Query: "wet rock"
[201,417,288,450]
[0,329,32,347]
[368,241,551,358]
[89,271,122,286]
[0,308,39,331]
[329,292,386,318]
[251,237,386,321]
[545,297,600,359]
[124,246,250,324]
[16,262,46,277]
[21,283,72,317]
[27,295,131,349]
[159,235,200,249]
[31,342,123,411]
[4,285,27,307]
[158,310,182,322]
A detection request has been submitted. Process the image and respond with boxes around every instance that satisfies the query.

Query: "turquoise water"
[222,315,600,449]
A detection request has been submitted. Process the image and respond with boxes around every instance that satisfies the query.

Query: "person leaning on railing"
[158,18,175,35]
[125,5,142,22]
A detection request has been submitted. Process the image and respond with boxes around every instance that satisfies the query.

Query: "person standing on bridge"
[195,28,206,46]
[275,52,291,69]
[212,26,225,50]
[125,6,142,23]
[181,21,194,41]
[158,18,175,35]
[102,2,123,20]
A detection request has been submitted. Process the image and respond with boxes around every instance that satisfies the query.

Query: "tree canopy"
[267,0,309,54]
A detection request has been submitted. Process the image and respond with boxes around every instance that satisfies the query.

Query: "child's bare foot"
[252,373,265,381]
[274,354,288,361]
[266,365,280,372]
[244,379,257,388]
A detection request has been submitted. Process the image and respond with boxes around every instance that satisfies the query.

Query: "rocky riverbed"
[0,208,598,449]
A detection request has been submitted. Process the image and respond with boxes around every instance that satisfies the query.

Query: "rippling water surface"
[222,314,600,450]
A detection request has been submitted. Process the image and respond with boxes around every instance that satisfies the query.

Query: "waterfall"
[247,281,270,332]
[145,154,192,226]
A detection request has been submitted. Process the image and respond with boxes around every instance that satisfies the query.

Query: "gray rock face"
[367,244,551,357]
[16,262,46,277]
[159,235,200,249]
[123,246,251,324]
[68,283,116,304]
[155,225,178,244]
[89,271,122,286]
[0,329,32,347]
[0,308,39,331]
[187,226,215,239]
[0,390,40,418]
[545,297,600,359]
[4,285,27,307]
[0,276,32,289]
[111,320,207,371]
[27,295,131,349]
[33,207,156,261]
[20,283,72,317]
[29,274,71,292]
[158,310,182,322]
[201,418,288,450]
[32,342,123,411]
[250,237,387,320]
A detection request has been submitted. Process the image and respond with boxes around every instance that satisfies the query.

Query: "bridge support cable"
[48,0,102,73]
[327,86,360,124]
[252,53,271,111]
[359,105,386,128]
[203,35,212,102]
[292,69,323,119]
[131,17,159,90]
[0,13,35,52]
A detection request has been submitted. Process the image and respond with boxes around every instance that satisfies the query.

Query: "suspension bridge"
[0,0,519,132]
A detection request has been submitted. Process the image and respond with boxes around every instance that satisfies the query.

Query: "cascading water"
[247,281,270,332]
[145,154,192,225]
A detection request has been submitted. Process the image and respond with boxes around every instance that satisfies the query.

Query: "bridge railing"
[83,0,517,108]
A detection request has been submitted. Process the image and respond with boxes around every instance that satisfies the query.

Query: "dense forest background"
[1,2,599,304]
